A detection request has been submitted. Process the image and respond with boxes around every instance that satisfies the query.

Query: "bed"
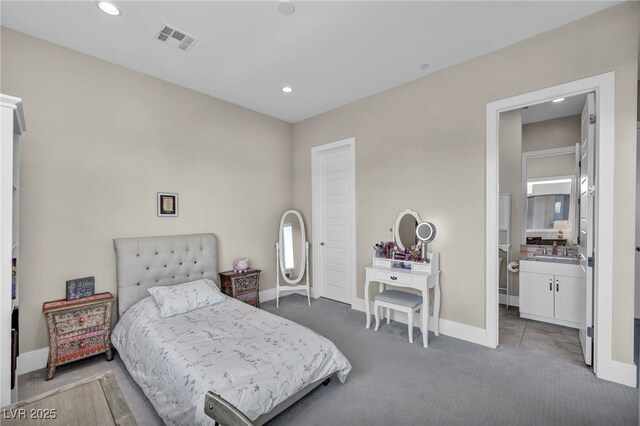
[111,233,351,425]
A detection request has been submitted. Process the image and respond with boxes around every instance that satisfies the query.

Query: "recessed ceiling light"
[96,1,121,16]
[552,97,565,103]
[282,86,293,94]
[277,1,295,16]
[419,64,430,70]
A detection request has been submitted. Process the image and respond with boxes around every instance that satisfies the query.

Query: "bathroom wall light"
[96,1,121,16]
[281,86,293,93]
[552,97,565,103]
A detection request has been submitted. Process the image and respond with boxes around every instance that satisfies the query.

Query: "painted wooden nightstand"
[43,292,115,380]
[218,269,261,308]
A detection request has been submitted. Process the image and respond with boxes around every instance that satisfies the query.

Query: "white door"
[578,92,595,366]
[312,140,354,304]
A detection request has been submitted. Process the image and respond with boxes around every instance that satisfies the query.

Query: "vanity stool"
[374,290,423,343]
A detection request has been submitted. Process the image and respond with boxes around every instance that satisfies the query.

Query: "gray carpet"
[19,294,638,425]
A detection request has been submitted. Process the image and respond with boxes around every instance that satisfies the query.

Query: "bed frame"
[113,233,331,425]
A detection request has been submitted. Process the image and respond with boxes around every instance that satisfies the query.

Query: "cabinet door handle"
[549,279,552,291]
[390,276,397,280]
[556,280,559,292]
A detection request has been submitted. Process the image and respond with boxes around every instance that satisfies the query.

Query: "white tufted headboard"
[113,233,218,317]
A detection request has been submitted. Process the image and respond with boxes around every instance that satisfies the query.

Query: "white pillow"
[147,279,226,318]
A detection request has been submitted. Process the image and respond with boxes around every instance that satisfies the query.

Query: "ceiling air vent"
[156,24,198,52]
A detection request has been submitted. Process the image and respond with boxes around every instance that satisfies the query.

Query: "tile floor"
[499,304,587,368]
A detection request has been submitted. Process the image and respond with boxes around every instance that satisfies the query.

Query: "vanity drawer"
[369,270,412,286]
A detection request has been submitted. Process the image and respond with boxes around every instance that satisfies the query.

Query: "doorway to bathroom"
[485,73,634,386]
[498,107,587,367]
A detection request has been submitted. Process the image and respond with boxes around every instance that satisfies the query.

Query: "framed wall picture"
[66,276,95,300]
[157,192,178,217]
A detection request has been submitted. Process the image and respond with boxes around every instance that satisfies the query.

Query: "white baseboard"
[597,358,637,388]
[259,287,277,302]
[499,294,519,307]
[17,347,48,375]
[260,287,318,303]
[350,297,486,346]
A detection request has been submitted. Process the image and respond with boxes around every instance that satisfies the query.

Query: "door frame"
[486,72,635,386]
[311,137,357,305]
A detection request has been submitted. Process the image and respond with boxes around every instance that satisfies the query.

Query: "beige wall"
[292,3,638,363]
[1,28,293,353]
[498,110,522,296]
[527,153,575,179]
[522,115,581,152]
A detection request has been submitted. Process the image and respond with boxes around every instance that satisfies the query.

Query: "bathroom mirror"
[394,209,421,250]
[526,176,572,230]
[278,209,306,284]
[522,145,578,246]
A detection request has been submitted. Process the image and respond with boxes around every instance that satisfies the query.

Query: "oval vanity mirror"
[278,210,306,284]
[394,209,422,250]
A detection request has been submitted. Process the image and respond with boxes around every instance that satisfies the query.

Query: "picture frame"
[66,276,95,301]
[157,192,178,217]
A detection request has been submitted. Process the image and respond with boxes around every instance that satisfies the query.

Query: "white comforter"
[111,296,351,424]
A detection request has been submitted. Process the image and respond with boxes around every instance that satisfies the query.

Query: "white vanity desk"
[364,252,441,348]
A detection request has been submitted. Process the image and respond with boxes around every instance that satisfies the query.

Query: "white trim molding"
[499,294,520,307]
[351,298,487,346]
[311,137,357,307]
[16,347,48,375]
[486,72,635,386]
[260,287,320,303]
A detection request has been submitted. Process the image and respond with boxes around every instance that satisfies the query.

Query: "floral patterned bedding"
[111,296,351,424]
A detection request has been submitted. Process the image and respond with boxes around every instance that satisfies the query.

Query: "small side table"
[218,269,261,308]
[43,292,115,380]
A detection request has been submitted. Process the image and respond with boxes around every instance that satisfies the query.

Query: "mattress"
[111,296,351,424]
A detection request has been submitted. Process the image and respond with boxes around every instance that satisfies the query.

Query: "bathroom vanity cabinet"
[519,260,585,329]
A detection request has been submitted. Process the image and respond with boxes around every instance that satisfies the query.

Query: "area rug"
[3,372,136,426]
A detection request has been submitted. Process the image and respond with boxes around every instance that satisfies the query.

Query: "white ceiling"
[0,1,622,123]
[521,93,588,125]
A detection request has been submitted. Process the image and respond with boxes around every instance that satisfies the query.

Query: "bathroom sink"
[532,253,580,263]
